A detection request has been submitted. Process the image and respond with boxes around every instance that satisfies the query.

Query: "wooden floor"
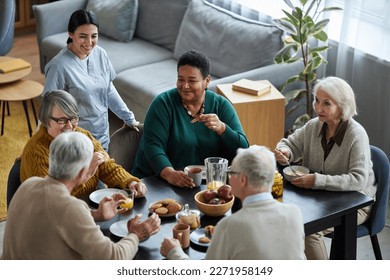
[0,32,389,260]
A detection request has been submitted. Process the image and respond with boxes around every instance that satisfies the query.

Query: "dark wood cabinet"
[15,0,51,31]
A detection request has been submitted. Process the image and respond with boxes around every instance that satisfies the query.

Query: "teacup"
[173,223,190,248]
[188,167,203,187]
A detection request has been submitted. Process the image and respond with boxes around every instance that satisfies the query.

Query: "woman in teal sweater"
[132,50,249,187]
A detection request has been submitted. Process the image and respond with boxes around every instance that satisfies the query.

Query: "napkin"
[0,58,31,74]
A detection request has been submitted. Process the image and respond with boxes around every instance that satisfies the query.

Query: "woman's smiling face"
[68,24,98,59]
[176,65,210,104]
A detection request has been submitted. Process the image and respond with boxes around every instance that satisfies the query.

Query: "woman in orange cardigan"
[20,89,146,199]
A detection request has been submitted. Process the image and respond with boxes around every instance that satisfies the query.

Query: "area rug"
[0,100,39,221]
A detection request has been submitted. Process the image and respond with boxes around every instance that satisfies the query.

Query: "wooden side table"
[0,80,43,137]
[217,80,285,150]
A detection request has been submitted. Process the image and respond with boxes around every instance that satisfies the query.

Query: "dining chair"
[328,145,390,260]
[0,0,16,56]
[108,124,144,173]
[6,157,21,208]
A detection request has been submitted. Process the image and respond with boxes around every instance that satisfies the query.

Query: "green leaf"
[282,10,299,26]
[283,0,295,10]
[304,0,316,17]
[273,18,297,35]
[286,104,301,116]
[312,19,330,34]
[286,75,300,85]
[299,0,309,7]
[321,7,343,12]
[274,44,299,63]
[295,90,307,101]
[286,57,301,64]
[310,46,329,54]
[284,89,305,104]
[314,30,328,41]
[292,114,311,131]
[292,7,303,21]
[310,56,323,71]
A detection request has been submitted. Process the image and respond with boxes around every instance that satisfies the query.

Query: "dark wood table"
[93,176,373,260]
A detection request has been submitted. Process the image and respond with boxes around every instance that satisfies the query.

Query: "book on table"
[0,58,31,74]
[232,79,271,96]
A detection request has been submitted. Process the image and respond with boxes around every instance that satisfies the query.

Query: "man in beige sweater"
[1,132,160,259]
[161,145,305,260]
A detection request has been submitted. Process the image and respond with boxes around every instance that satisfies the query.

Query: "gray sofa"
[34,0,302,124]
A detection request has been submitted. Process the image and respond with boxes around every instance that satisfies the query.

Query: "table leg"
[332,211,358,260]
[6,101,10,116]
[22,100,33,137]
[1,101,5,135]
[30,99,38,125]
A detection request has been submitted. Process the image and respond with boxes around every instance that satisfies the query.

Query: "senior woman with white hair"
[274,76,377,260]
[2,132,160,259]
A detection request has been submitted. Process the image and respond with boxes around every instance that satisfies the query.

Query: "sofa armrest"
[33,0,88,72]
[209,62,303,93]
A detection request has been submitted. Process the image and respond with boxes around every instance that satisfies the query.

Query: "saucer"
[190,228,210,247]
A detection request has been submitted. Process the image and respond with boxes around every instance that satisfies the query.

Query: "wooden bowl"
[194,190,234,217]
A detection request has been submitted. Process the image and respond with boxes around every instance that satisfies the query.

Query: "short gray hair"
[48,131,93,180]
[313,76,357,120]
[40,90,79,127]
[233,145,276,191]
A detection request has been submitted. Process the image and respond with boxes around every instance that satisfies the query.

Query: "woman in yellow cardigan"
[20,90,146,200]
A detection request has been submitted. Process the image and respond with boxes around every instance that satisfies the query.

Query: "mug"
[204,157,228,190]
[173,223,190,248]
[187,167,203,187]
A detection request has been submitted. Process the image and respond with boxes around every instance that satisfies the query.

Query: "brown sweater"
[20,126,140,198]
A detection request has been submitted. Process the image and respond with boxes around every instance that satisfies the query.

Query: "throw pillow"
[174,0,283,78]
[86,0,138,42]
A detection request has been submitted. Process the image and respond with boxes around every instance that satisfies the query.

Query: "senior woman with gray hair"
[160,145,305,260]
[2,132,160,259]
[274,76,376,259]
[20,90,146,200]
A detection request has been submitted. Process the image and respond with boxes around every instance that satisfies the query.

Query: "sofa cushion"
[174,0,283,78]
[86,0,138,42]
[135,0,191,51]
[42,32,173,73]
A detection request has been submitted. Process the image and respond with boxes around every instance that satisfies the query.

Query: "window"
[233,0,390,61]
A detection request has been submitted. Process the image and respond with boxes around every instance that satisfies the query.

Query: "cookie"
[149,203,163,210]
[199,236,211,243]
[159,198,176,205]
[167,202,182,213]
[154,207,169,215]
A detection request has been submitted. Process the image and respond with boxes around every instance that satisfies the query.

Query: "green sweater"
[132,89,249,178]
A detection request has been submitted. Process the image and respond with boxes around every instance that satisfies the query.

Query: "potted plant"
[273,0,341,134]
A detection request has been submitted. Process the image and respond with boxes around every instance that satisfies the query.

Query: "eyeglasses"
[50,116,80,125]
[226,167,241,178]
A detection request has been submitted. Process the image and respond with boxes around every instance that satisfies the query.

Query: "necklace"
[182,100,205,118]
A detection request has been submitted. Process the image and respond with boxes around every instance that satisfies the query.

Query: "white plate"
[89,188,128,204]
[109,220,128,238]
[190,228,210,247]
[184,165,206,180]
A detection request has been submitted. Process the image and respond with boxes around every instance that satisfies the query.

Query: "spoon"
[277,150,299,176]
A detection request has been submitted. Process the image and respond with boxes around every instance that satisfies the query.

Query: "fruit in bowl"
[194,188,235,217]
[283,166,310,182]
